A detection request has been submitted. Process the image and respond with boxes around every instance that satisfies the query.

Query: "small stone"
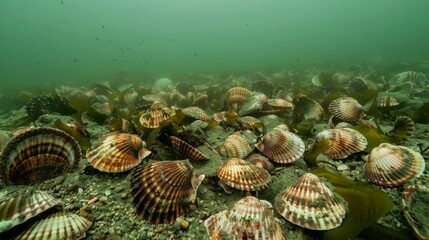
[173,220,181,232]
[120,193,127,199]
[155,226,163,234]
[337,164,349,171]
[176,217,189,230]
[114,186,125,193]
[78,188,84,193]
[105,190,112,196]
[53,175,66,185]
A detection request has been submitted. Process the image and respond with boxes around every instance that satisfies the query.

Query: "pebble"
[337,164,349,171]
[53,175,66,185]
[155,226,164,234]
[176,217,190,230]
[120,193,127,199]
[105,190,112,196]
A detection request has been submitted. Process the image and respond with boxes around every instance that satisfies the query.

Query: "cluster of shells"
[0,66,428,239]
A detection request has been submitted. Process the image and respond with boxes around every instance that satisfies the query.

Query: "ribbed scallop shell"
[204,196,285,240]
[255,130,305,164]
[182,107,208,121]
[314,128,367,159]
[216,158,271,191]
[329,97,366,122]
[364,143,425,187]
[390,71,427,87]
[0,127,81,185]
[130,160,205,224]
[246,153,274,172]
[86,133,151,173]
[0,189,60,233]
[274,173,347,230]
[239,92,267,115]
[388,116,415,144]
[226,87,252,111]
[293,94,324,122]
[15,212,92,240]
[376,96,400,108]
[401,184,429,240]
[251,80,274,98]
[218,135,252,159]
[170,136,209,161]
[272,87,292,102]
[347,77,369,94]
[139,101,175,128]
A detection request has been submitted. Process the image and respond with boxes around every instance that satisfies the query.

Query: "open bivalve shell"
[0,127,81,185]
[0,188,61,233]
[313,128,367,159]
[204,196,285,240]
[170,136,209,161]
[86,133,151,173]
[218,135,252,159]
[274,173,347,230]
[364,143,425,188]
[255,130,305,164]
[328,97,366,122]
[216,158,271,192]
[130,160,205,224]
[15,212,92,240]
[238,92,267,116]
[401,184,429,240]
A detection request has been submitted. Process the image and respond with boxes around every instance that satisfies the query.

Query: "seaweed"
[53,119,91,151]
[352,122,391,152]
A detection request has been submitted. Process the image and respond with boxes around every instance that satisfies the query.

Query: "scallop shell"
[15,212,92,240]
[401,184,429,240]
[388,116,415,144]
[272,86,292,102]
[0,127,81,185]
[182,107,208,121]
[170,136,209,161]
[237,116,262,130]
[139,101,175,128]
[251,80,274,98]
[225,87,252,111]
[329,97,366,122]
[239,92,267,115]
[0,189,61,233]
[130,160,205,224]
[274,173,347,230]
[293,94,324,122]
[246,153,274,172]
[216,158,271,191]
[255,130,305,164]
[347,77,369,94]
[218,135,252,159]
[376,96,400,108]
[314,128,367,159]
[364,143,425,187]
[204,196,285,240]
[390,71,427,87]
[86,133,151,173]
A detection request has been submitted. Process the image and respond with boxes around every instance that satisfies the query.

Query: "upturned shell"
[216,158,271,192]
[328,97,366,122]
[170,136,209,161]
[364,143,425,187]
[86,133,151,173]
[218,135,252,159]
[130,160,205,224]
[239,92,267,115]
[225,87,252,111]
[182,107,208,121]
[313,128,367,159]
[401,184,429,240]
[292,94,324,123]
[204,196,285,240]
[0,189,61,233]
[0,127,81,185]
[274,173,347,230]
[139,101,175,128]
[255,130,305,164]
[15,212,92,240]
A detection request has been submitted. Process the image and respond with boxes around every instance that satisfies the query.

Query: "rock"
[176,217,190,230]
[53,175,66,185]
[105,190,112,196]
[337,164,349,171]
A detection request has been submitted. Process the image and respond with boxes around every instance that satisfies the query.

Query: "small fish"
[193,53,198,56]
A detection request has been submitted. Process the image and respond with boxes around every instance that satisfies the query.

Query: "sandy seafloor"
[0,74,428,240]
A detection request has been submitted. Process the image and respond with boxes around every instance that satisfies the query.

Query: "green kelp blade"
[352,122,390,153]
[311,167,394,240]
[304,137,330,168]
[53,119,91,151]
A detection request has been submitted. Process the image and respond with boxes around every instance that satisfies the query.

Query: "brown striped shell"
[364,143,425,187]
[218,135,252,159]
[251,80,274,98]
[170,136,209,161]
[15,212,92,240]
[274,173,347,230]
[86,133,151,173]
[347,77,369,94]
[239,92,267,115]
[182,107,208,121]
[376,96,400,108]
[130,160,205,224]
[0,127,81,185]
[388,116,415,144]
[216,158,271,191]
[255,130,305,164]
[246,153,274,172]
[329,97,366,122]
[204,196,285,240]
[225,87,252,111]
[401,184,429,240]
[292,94,324,122]
[313,128,367,159]
[0,189,61,233]
[139,101,175,128]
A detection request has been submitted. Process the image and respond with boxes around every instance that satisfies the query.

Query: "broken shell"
[313,128,367,159]
[86,133,151,173]
[0,127,81,184]
[170,136,209,161]
[293,94,324,123]
[204,196,285,240]
[274,173,347,230]
[218,135,252,159]
[130,160,205,224]
[329,97,366,122]
[15,212,92,240]
[216,158,271,191]
[255,130,305,164]
[225,87,252,111]
[0,188,61,233]
[364,143,425,187]
[239,92,267,115]
[139,101,175,128]
[401,184,429,240]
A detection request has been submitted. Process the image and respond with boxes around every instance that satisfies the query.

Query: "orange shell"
[218,135,252,159]
[314,128,367,159]
[86,133,151,173]
[274,173,347,230]
[170,136,209,161]
[139,101,175,128]
[329,97,366,122]
[216,158,271,191]
[130,160,205,224]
